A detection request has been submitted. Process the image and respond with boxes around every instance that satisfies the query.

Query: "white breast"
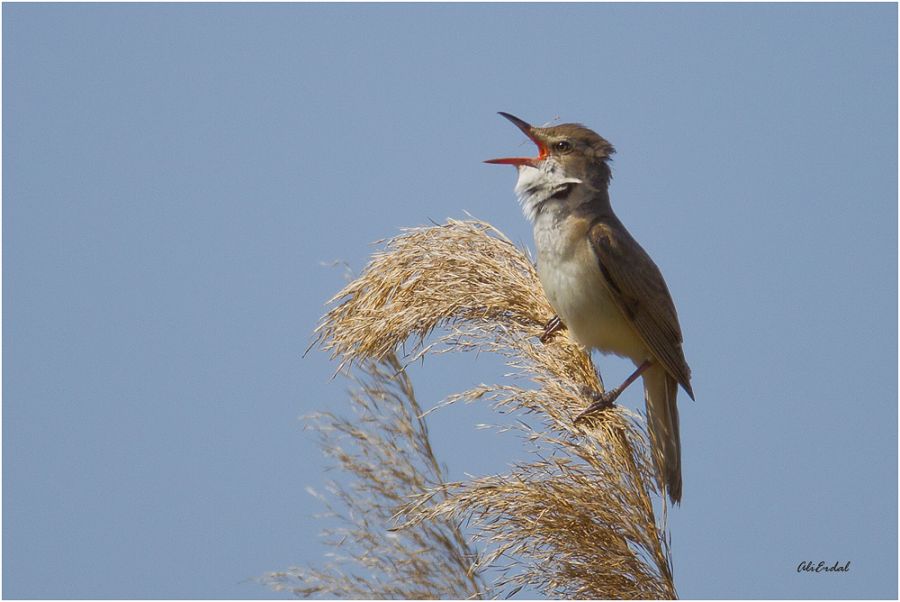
[533,214,647,362]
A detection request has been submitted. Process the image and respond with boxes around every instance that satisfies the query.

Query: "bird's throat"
[514,163,583,223]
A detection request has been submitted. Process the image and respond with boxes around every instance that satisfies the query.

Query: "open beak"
[484,112,547,167]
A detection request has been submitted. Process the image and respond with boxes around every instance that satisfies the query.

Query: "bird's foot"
[574,387,619,423]
[539,315,565,344]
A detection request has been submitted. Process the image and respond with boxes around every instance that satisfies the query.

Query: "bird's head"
[485,112,615,222]
[486,112,615,184]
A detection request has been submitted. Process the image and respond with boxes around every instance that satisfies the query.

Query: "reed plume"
[269,219,676,599]
[265,353,485,598]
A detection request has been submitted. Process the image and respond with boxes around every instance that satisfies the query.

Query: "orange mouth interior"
[484,139,546,167]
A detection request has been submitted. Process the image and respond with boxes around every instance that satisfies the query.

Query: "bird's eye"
[554,140,573,153]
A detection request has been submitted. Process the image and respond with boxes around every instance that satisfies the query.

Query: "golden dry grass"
[273,219,676,599]
[264,354,486,599]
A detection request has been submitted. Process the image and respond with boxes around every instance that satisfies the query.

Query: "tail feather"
[643,364,682,504]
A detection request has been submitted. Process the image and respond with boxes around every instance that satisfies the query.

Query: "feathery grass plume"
[264,353,486,599]
[303,219,676,598]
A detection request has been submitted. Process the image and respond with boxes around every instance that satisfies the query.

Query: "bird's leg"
[539,315,565,344]
[576,359,654,421]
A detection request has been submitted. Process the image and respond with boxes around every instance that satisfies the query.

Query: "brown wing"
[589,219,694,399]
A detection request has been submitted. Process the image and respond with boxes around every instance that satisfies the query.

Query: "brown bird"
[486,112,693,504]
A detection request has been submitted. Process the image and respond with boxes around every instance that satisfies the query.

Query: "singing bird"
[486,112,694,504]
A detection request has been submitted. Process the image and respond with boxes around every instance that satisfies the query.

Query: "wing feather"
[589,219,694,399]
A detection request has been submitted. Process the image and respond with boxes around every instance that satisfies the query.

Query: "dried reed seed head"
[315,219,602,402]
[295,219,676,599]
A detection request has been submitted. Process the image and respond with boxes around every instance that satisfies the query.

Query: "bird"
[485,112,694,504]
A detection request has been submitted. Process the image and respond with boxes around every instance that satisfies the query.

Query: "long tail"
[643,364,682,504]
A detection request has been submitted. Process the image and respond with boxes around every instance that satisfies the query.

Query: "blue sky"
[4,3,897,599]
